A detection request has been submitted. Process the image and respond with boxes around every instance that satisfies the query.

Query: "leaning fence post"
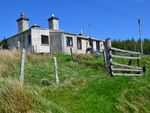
[20,48,26,83]
[103,41,108,68]
[103,49,107,68]
[106,38,113,76]
[70,48,74,60]
[53,57,59,85]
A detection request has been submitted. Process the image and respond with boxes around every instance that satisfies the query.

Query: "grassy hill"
[0,50,150,113]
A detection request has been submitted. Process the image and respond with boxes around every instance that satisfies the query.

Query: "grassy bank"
[0,50,150,113]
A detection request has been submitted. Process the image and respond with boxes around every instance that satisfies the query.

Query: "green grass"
[0,50,150,113]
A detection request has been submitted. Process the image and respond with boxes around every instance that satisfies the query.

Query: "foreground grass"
[0,50,150,113]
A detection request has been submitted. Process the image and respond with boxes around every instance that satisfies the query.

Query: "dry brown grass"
[0,80,33,113]
[74,54,93,61]
[0,50,20,77]
[26,52,53,63]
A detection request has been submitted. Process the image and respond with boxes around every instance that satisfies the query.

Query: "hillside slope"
[0,50,150,113]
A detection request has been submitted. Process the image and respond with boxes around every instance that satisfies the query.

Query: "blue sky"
[0,0,149,41]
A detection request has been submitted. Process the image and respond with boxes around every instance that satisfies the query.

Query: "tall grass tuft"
[0,80,33,113]
[0,50,20,77]
[116,82,150,113]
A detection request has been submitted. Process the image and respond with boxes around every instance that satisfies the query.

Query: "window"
[77,37,82,49]
[96,41,100,51]
[89,38,93,48]
[66,37,73,46]
[41,35,49,44]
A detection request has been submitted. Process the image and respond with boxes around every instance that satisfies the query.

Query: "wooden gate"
[104,38,144,76]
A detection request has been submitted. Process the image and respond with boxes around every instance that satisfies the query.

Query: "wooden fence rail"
[112,73,143,76]
[112,68,143,72]
[110,54,141,60]
[111,47,140,55]
[111,62,142,70]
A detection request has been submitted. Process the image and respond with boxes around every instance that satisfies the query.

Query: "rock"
[41,79,51,86]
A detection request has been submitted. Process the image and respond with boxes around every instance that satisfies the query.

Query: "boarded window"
[77,37,82,49]
[28,35,31,45]
[41,35,49,44]
[66,37,73,46]
[96,41,100,51]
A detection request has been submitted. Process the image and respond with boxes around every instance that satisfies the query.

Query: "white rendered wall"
[31,28,50,53]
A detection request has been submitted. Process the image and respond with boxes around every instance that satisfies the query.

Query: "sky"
[0,0,149,41]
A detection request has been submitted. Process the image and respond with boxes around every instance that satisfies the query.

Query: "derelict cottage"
[2,13,104,54]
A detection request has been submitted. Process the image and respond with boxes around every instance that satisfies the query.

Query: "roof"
[64,32,77,36]
[3,27,104,43]
[64,32,105,42]
[30,24,40,28]
[2,29,30,42]
[2,27,50,42]
[81,37,105,42]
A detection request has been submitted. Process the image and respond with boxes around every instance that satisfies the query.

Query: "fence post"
[106,38,113,76]
[17,41,20,50]
[103,46,107,68]
[53,57,59,85]
[20,48,26,83]
[70,48,74,60]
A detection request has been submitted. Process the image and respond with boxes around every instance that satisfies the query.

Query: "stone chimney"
[48,14,59,30]
[16,12,29,33]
